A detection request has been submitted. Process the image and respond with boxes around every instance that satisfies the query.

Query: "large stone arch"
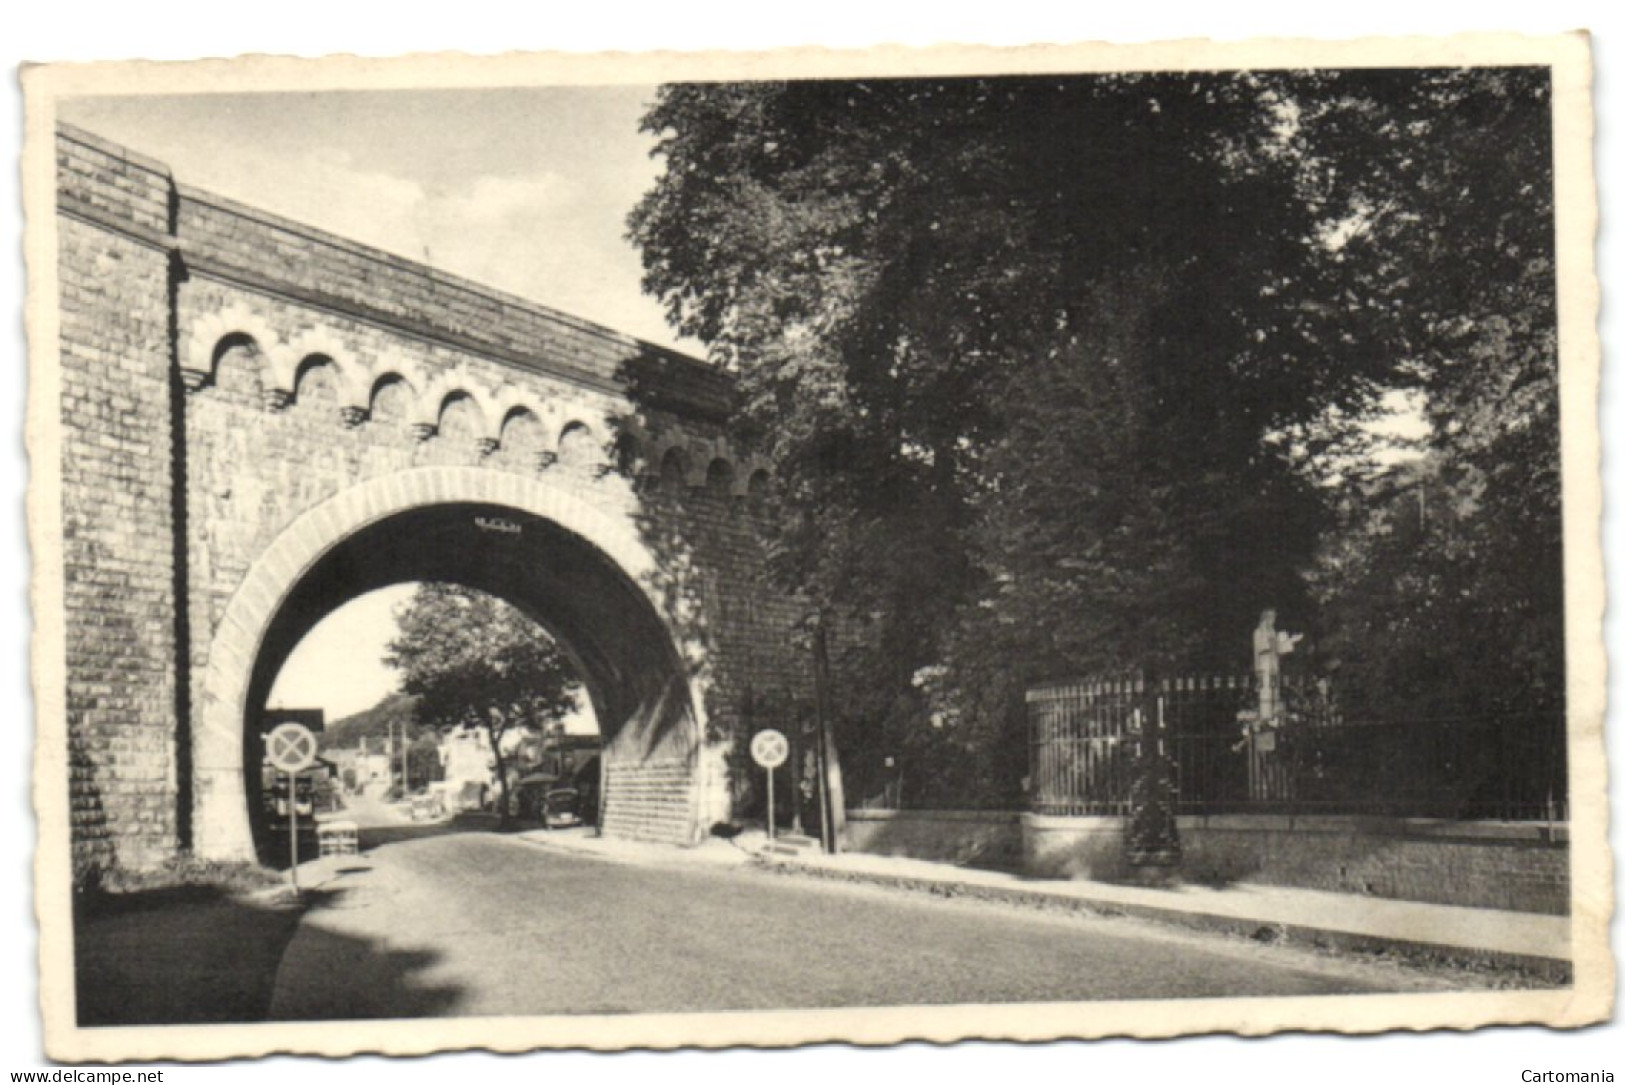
[193,465,713,861]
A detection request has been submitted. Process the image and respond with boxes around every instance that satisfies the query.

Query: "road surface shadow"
[356,811,552,851]
[265,887,462,1020]
[74,883,461,1025]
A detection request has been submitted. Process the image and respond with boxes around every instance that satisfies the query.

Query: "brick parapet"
[172,184,732,419]
[55,121,737,421]
[56,123,174,238]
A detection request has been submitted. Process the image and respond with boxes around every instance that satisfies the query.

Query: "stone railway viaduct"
[53,124,810,878]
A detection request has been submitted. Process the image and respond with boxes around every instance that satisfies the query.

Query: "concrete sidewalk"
[517,827,1572,982]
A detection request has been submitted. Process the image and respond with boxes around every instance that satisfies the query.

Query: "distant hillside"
[321,692,426,751]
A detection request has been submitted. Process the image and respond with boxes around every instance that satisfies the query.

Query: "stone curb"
[510,831,1571,984]
[756,859,1573,985]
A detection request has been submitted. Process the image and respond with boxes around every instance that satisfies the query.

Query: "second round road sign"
[266,721,319,774]
[750,729,789,769]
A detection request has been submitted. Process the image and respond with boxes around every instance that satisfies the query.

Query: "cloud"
[413,172,583,282]
[444,173,579,226]
[412,172,681,345]
[171,140,435,260]
[296,152,437,256]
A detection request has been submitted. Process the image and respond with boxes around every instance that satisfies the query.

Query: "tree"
[629,70,1562,804]
[322,691,423,752]
[407,734,446,792]
[631,75,1389,795]
[385,583,581,826]
[1294,69,1562,722]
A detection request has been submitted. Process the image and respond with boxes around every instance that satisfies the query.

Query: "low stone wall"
[842,810,1023,869]
[869,810,1569,914]
[1175,815,1570,916]
[1022,813,1129,881]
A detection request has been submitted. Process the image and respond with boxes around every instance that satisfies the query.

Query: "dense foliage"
[321,691,424,752]
[385,583,581,823]
[629,70,1561,806]
[1293,70,1562,722]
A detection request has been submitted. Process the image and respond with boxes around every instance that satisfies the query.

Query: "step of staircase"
[763,833,822,857]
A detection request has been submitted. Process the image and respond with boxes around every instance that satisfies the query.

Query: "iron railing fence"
[1027,676,1567,822]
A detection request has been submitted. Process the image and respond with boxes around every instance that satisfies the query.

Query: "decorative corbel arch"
[609,423,649,476]
[411,365,494,442]
[489,385,545,446]
[368,359,426,403]
[181,304,283,393]
[704,455,737,494]
[740,457,773,498]
[656,442,696,488]
[560,415,621,473]
[283,328,367,418]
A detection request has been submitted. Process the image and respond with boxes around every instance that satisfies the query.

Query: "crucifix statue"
[1252,608,1302,725]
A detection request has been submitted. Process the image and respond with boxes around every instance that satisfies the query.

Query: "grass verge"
[74,858,305,1026]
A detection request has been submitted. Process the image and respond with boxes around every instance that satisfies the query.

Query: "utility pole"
[811,615,846,854]
[398,719,411,795]
[789,721,805,836]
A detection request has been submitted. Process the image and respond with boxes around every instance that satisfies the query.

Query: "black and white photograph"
[13,20,1613,1072]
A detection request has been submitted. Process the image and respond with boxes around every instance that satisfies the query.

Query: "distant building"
[523,731,601,780]
[344,736,393,793]
[440,728,496,809]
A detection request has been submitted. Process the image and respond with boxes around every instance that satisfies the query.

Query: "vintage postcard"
[22,32,1609,1063]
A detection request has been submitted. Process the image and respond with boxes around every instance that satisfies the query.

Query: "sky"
[266,585,412,720]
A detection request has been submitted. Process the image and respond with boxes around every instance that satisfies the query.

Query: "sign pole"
[287,770,299,895]
[266,720,318,896]
[749,729,789,847]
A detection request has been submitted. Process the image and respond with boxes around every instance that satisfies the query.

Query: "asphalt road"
[267,818,1460,1019]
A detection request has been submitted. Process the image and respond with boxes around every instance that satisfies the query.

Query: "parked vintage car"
[514,772,587,828]
[513,772,559,821]
[539,786,581,830]
[409,791,445,821]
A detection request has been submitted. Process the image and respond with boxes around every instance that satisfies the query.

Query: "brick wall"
[1175,815,1570,916]
[1015,812,1567,913]
[58,127,171,235]
[843,810,1024,869]
[840,806,1573,914]
[1021,814,1130,882]
[169,286,808,847]
[56,130,182,879]
[601,759,699,845]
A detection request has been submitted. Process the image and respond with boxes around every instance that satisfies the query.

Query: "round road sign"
[266,721,319,774]
[750,729,789,770]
